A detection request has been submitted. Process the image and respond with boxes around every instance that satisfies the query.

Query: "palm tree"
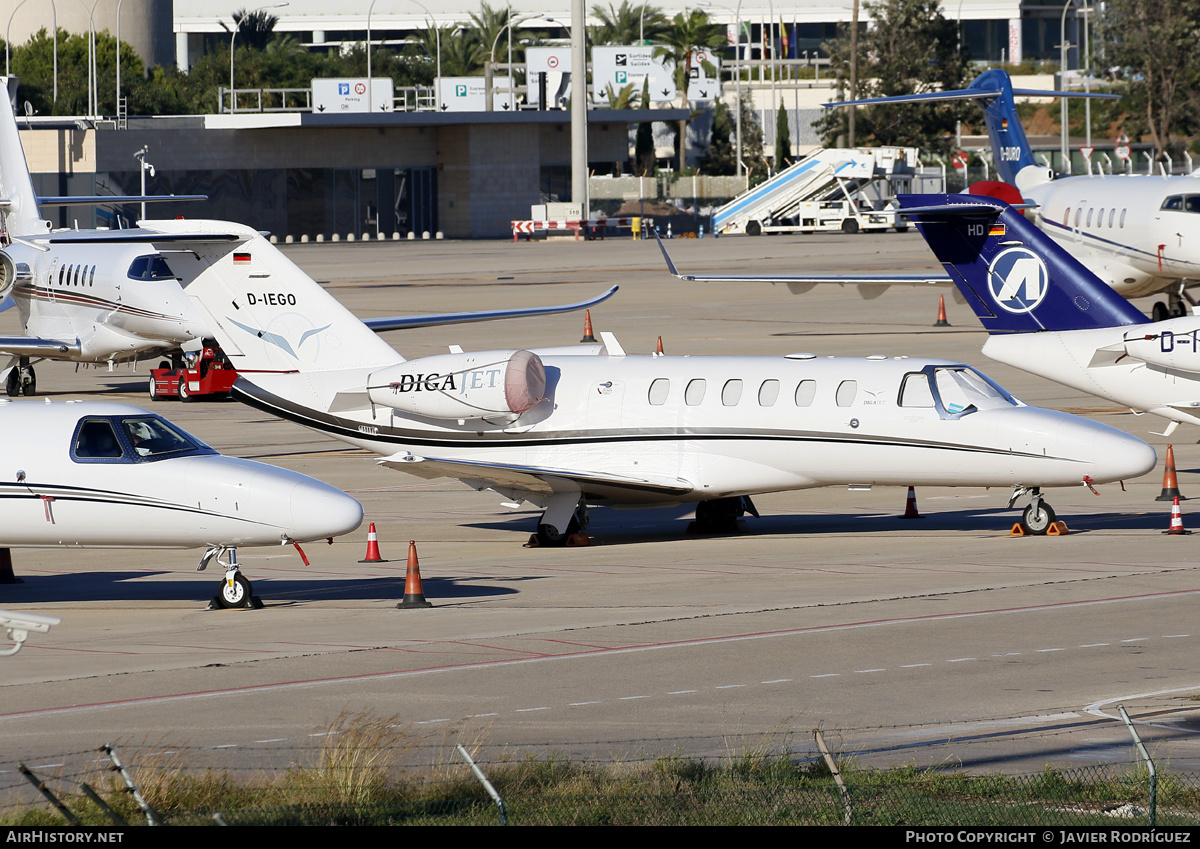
[231,9,279,51]
[590,2,669,45]
[653,10,725,170]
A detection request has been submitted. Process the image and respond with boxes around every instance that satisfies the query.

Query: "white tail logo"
[987,248,1049,314]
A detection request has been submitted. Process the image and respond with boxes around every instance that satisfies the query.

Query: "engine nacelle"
[1125,327,1200,374]
[0,250,30,300]
[368,349,547,421]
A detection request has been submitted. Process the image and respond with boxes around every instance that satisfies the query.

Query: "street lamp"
[133,145,153,221]
[71,0,99,119]
[229,3,289,114]
[5,0,57,104]
[1060,0,1076,172]
[487,12,542,111]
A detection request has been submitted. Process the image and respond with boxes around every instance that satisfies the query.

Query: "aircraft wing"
[651,228,952,294]
[377,452,695,500]
[362,285,619,332]
[37,195,207,207]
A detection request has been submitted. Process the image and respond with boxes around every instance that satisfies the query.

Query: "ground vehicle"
[148,346,237,401]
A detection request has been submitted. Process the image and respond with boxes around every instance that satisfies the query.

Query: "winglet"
[650,226,685,279]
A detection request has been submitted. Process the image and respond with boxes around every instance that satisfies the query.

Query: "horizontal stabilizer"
[38,195,207,207]
[364,285,618,332]
[41,230,242,245]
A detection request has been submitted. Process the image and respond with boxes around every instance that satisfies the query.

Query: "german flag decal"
[233,252,251,264]
[989,224,1006,237]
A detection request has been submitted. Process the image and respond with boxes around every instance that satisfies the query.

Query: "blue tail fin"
[827,69,1114,189]
[897,194,1147,333]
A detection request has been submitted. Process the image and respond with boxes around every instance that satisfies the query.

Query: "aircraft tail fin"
[897,193,1147,333]
[0,79,47,238]
[827,69,1115,190]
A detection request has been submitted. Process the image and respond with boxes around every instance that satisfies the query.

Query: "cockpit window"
[127,254,177,281]
[1161,195,1200,213]
[71,414,215,463]
[120,416,209,458]
[73,419,124,459]
[933,367,1018,417]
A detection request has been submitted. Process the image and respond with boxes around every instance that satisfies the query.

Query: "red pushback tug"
[148,345,237,401]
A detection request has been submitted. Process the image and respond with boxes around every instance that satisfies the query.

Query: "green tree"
[634,77,655,175]
[590,2,669,45]
[775,101,792,168]
[817,0,969,154]
[653,10,726,169]
[1096,0,1200,158]
[230,9,280,50]
[702,99,769,183]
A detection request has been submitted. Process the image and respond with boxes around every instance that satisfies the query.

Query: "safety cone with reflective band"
[580,309,596,343]
[933,295,950,327]
[359,522,390,563]
[655,336,664,355]
[900,486,922,519]
[1164,496,1191,535]
[397,541,433,608]
[1156,445,1187,501]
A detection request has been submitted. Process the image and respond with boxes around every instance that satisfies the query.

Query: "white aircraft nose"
[288,477,364,541]
[1088,426,1158,483]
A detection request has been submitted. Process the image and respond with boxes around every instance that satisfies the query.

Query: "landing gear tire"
[178,381,192,402]
[5,369,17,398]
[746,220,762,236]
[841,218,860,235]
[1153,301,1170,322]
[24,367,34,397]
[1020,501,1056,536]
[693,497,748,534]
[216,573,253,608]
[535,516,581,547]
[8,365,35,397]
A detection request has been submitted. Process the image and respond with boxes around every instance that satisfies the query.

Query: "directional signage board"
[591,46,675,105]
[686,50,721,102]
[525,47,572,107]
[434,77,516,112]
[312,78,395,114]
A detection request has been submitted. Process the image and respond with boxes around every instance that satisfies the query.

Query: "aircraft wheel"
[694,497,746,533]
[841,218,860,235]
[216,573,253,608]
[178,381,192,402]
[1020,501,1056,536]
[535,516,580,547]
[22,367,35,397]
[5,370,18,398]
[1153,301,1170,322]
[745,220,762,236]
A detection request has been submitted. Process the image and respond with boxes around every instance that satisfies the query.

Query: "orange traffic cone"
[655,336,664,356]
[359,522,390,563]
[1156,445,1187,501]
[580,309,596,343]
[397,541,433,608]
[1164,496,1191,535]
[933,295,950,327]
[900,486,922,519]
[0,548,18,584]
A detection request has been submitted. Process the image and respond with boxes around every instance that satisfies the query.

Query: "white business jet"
[896,193,1200,436]
[0,80,611,398]
[0,399,363,607]
[120,218,1156,540]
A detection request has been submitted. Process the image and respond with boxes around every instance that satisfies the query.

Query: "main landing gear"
[1151,285,1197,322]
[690,496,760,534]
[198,546,263,609]
[4,358,35,397]
[1009,487,1057,536]
[532,494,589,547]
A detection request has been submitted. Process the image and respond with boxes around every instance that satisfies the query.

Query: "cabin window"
[1074,207,1082,228]
[899,373,936,407]
[648,378,670,406]
[794,380,817,407]
[57,265,65,285]
[684,379,706,406]
[835,380,857,407]
[1120,209,1127,227]
[1086,208,1093,227]
[1109,209,1116,228]
[73,419,125,460]
[1098,208,1105,226]
[721,379,743,406]
[758,379,779,406]
[1062,209,1070,227]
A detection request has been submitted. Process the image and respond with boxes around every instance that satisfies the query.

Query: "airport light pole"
[1059,0,1076,172]
[116,0,126,120]
[487,13,541,112]
[70,0,99,119]
[229,2,288,114]
[5,0,57,104]
[133,145,152,221]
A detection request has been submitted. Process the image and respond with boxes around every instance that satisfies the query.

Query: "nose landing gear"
[198,546,263,609]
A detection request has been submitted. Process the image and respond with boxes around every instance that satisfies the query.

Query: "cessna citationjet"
[115,218,1159,541]
[0,399,363,607]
